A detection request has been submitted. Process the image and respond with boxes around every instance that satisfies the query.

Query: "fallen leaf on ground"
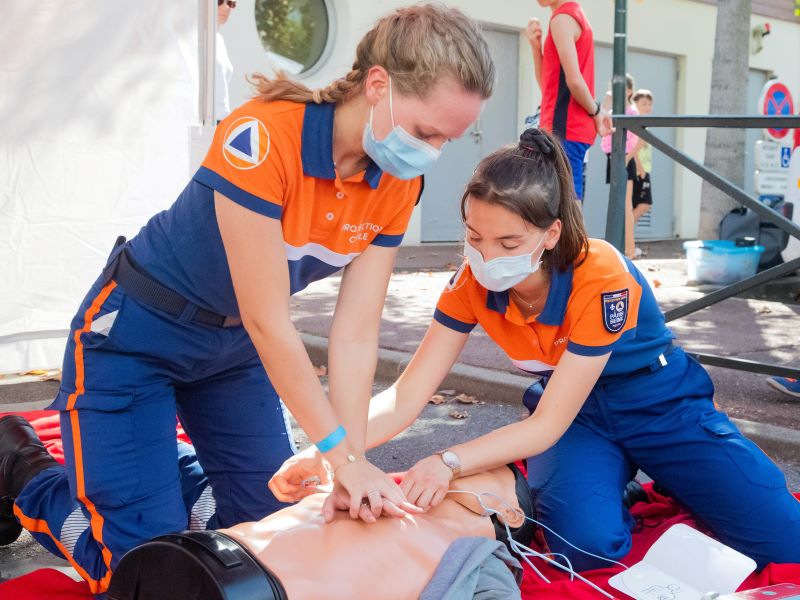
[653,279,662,288]
[455,393,477,404]
[438,389,456,396]
[757,306,772,314]
[429,394,447,405]
[647,266,658,272]
[24,370,48,376]
[449,410,469,419]
[313,365,327,377]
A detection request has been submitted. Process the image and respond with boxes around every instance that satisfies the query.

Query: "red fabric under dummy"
[0,412,798,599]
[519,484,800,598]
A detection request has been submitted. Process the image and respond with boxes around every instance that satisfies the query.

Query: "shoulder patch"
[223,117,270,170]
[601,289,629,333]
[446,260,469,291]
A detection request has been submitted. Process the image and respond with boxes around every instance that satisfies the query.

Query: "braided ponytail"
[249,68,365,104]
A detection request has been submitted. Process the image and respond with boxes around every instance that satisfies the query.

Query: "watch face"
[441,451,460,470]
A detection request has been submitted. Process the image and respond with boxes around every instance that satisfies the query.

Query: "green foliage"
[255,0,318,69]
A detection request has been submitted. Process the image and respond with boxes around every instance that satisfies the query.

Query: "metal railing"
[607,114,800,379]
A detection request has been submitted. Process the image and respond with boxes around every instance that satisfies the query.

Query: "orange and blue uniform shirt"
[14,99,423,595]
[128,99,422,315]
[441,239,800,572]
[434,239,674,377]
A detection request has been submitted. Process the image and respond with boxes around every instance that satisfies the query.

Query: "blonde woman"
[0,5,494,595]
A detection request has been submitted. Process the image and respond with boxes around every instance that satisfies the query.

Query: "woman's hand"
[322,459,422,523]
[269,446,331,503]
[399,454,454,511]
[525,18,543,50]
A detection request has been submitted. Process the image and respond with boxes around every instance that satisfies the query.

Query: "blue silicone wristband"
[316,425,347,453]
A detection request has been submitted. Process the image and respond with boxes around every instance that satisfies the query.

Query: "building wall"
[224,0,800,242]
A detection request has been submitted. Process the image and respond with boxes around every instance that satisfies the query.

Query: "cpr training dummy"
[106,465,535,600]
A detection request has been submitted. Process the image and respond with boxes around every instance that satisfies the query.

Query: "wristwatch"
[589,100,601,117]
[436,450,462,479]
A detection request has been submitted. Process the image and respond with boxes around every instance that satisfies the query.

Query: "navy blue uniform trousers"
[14,277,293,595]
[524,347,800,572]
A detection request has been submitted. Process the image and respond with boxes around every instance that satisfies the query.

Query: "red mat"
[1,410,798,599]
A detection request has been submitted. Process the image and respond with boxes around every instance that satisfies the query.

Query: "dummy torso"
[221,467,524,600]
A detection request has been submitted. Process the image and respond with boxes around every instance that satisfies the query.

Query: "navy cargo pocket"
[52,389,141,508]
[698,412,786,490]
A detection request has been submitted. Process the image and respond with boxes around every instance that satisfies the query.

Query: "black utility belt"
[625,344,677,379]
[102,236,242,329]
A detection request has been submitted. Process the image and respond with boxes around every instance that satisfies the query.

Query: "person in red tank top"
[526,1,612,201]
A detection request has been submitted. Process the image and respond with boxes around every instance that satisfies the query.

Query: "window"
[255,0,333,76]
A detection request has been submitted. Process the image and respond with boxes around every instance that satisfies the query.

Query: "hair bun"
[518,128,555,155]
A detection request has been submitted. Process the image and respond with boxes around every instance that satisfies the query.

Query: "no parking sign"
[758,79,795,141]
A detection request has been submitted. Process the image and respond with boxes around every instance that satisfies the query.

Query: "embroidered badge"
[222,117,270,169]
[601,289,629,333]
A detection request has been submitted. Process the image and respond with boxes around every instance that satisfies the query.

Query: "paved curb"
[301,333,800,463]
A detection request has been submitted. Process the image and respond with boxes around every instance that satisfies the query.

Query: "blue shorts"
[560,140,591,200]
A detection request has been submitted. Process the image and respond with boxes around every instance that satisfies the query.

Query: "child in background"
[630,89,654,257]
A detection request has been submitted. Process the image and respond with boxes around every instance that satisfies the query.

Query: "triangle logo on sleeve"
[601,289,629,333]
[222,117,270,169]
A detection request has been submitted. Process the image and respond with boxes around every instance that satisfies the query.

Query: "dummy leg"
[176,349,294,527]
[621,350,800,569]
[526,419,636,572]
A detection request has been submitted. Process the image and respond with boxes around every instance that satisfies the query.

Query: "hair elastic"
[316,425,347,453]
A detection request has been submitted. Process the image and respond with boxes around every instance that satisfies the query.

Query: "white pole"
[200,0,217,126]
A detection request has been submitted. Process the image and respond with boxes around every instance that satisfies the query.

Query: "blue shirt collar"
[301,101,383,189]
[485,265,574,326]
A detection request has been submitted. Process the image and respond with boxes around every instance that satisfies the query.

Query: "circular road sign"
[758,80,795,141]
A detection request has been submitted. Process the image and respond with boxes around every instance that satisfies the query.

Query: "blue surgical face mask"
[464,235,547,292]
[362,78,442,179]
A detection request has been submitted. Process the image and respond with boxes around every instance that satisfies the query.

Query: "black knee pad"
[108,530,288,600]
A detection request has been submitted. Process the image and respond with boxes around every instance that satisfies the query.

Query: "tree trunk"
[698,0,752,240]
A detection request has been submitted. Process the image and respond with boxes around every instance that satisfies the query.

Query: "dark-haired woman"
[274,128,800,573]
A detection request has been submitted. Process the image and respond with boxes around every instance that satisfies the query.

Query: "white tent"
[0,2,204,373]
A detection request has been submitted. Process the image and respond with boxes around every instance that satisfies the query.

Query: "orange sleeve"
[566,273,641,356]
[194,102,291,219]
[372,176,423,248]
[433,263,478,334]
